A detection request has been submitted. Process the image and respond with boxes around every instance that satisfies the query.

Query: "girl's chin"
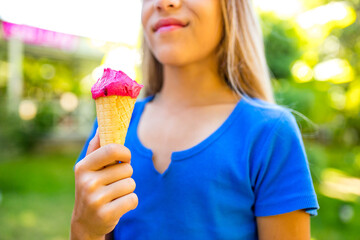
[155,54,189,67]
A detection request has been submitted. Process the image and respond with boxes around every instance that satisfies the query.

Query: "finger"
[86,129,100,156]
[100,178,136,202]
[83,144,131,171]
[101,193,138,222]
[96,163,133,185]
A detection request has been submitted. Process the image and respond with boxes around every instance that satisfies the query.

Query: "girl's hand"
[70,131,138,240]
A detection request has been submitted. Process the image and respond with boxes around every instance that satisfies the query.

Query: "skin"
[257,210,311,240]
[70,131,138,240]
[71,0,311,239]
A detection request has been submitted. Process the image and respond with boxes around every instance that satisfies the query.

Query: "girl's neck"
[154,55,238,109]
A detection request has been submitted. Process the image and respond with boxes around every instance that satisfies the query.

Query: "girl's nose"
[154,0,181,11]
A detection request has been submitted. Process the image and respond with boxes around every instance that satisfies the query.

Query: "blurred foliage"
[0,41,100,156]
[262,13,302,79]
[0,99,60,155]
[0,104,33,154]
[260,2,360,149]
[259,3,360,239]
[0,0,360,239]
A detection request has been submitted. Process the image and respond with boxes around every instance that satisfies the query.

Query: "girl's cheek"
[141,4,154,47]
[141,2,152,28]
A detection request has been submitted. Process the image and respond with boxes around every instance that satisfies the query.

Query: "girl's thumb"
[86,129,100,155]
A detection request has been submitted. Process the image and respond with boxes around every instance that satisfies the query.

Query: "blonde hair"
[142,0,275,103]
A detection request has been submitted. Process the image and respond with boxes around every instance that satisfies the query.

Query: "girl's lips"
[156,24,185,33]
[153,18,189,33]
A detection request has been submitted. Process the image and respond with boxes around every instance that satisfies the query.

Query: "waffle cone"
[95,95,136,147]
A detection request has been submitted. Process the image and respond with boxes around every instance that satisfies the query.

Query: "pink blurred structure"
[2,21,78,50]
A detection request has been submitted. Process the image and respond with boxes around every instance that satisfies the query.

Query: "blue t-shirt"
[76,95,319,239]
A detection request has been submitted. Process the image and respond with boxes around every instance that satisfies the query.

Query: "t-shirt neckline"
[132,95,246,161]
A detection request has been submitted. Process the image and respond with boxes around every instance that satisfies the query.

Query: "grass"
[0,151,77,240]
[0,143,359,239]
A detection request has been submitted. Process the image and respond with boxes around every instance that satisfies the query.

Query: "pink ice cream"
[91,68,143,99]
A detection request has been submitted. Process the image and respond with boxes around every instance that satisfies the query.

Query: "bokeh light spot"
[329,86,346,110]
[60,92,78,112]
[320,168,360,202]
[20,210,37,227]
[297,2,355,29]
[314,58,353,83]
[254,0,303,19]
[291,61,313,83]
[40,64,56,80]
[19,100,37,120]
[339,205,354,223]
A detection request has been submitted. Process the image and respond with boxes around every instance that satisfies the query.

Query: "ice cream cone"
[91,68,143,147]
[95,95,136,146]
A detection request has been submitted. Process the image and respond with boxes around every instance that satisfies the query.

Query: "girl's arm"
[256,210,310,240]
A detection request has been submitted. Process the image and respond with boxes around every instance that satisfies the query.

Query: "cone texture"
[95,95,136,146]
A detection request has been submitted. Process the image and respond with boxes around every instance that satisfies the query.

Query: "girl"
[71,0,319,239]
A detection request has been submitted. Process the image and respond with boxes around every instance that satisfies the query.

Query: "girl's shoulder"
[239,97,302,139]
[241,97,294,123]
[243,97,293,121]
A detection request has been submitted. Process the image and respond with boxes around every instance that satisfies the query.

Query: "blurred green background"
[0,0,360,239]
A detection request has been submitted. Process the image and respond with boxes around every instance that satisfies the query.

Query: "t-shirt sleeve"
[252,110,319,217]
[75,119,98,166]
